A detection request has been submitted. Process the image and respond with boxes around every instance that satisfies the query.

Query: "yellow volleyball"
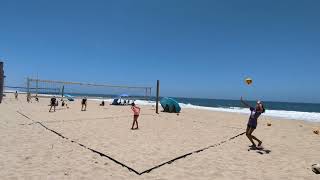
[245,78,253,85]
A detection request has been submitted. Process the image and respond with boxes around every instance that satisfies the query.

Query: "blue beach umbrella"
[119,94,129,97]
[160,97,181,113]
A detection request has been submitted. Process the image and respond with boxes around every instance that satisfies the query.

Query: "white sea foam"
[19,92,318,123]
[4,90,25,93]
[87,98,114,103]
[179,103,320,122]
[97,98,320,122]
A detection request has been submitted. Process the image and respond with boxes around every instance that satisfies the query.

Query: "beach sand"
[1,93,319,179]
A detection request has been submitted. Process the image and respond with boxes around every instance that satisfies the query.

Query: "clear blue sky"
[1,0,319,103]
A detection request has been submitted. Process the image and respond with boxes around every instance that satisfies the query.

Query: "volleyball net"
[26,78,152,100]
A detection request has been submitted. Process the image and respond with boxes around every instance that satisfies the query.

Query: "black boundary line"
[16,111,140,175]
[17,111,31,120]
[139,132,245,174]
[16,110,245,176]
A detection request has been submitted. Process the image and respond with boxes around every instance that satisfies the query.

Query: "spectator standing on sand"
[62,100,69,109]
[27,92,31,103]
[81,97,87,111]
[14,91,18,100]
[131,102,140,130]
[49,96,56,112]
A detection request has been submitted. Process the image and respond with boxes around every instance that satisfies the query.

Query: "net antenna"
[26,78,152,100]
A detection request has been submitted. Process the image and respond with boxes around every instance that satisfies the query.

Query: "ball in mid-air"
[245,78,253,85]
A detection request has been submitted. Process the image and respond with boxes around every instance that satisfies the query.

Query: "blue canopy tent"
[160,97,181,113]
[64,94,74,101]
[119,94,129,98]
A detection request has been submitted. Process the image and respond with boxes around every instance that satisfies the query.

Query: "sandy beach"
[0,93,319,180]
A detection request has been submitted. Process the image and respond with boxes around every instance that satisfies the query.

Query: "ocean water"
[60,93,320,122]
[5,90,320,122]
[171,97,320,122]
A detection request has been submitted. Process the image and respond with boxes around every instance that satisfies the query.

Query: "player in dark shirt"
[81,97,87,111]
[49,97,56,112]
[241,97,265,148]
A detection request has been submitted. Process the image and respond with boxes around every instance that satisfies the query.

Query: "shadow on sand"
[248,146,272,155]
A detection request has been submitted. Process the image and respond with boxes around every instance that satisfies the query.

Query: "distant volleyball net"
[26,78,152,100]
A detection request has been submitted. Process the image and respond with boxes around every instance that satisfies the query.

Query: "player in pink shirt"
[131,102,140,130]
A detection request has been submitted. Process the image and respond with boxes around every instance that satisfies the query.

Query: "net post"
[150,88,152,101]
[145,88,147,100]
[26,77,30,102]
[156,80,160,114]
[61,85,64,98]
[0,61,4,104]
[27,77,30,94]
[36,78,38,97]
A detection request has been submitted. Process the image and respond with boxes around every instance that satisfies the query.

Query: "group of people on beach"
[52,97,265,142]
[45,94,264,144]
[119,99,132,105]
[47,96,141,130]
[28,90,265,145]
